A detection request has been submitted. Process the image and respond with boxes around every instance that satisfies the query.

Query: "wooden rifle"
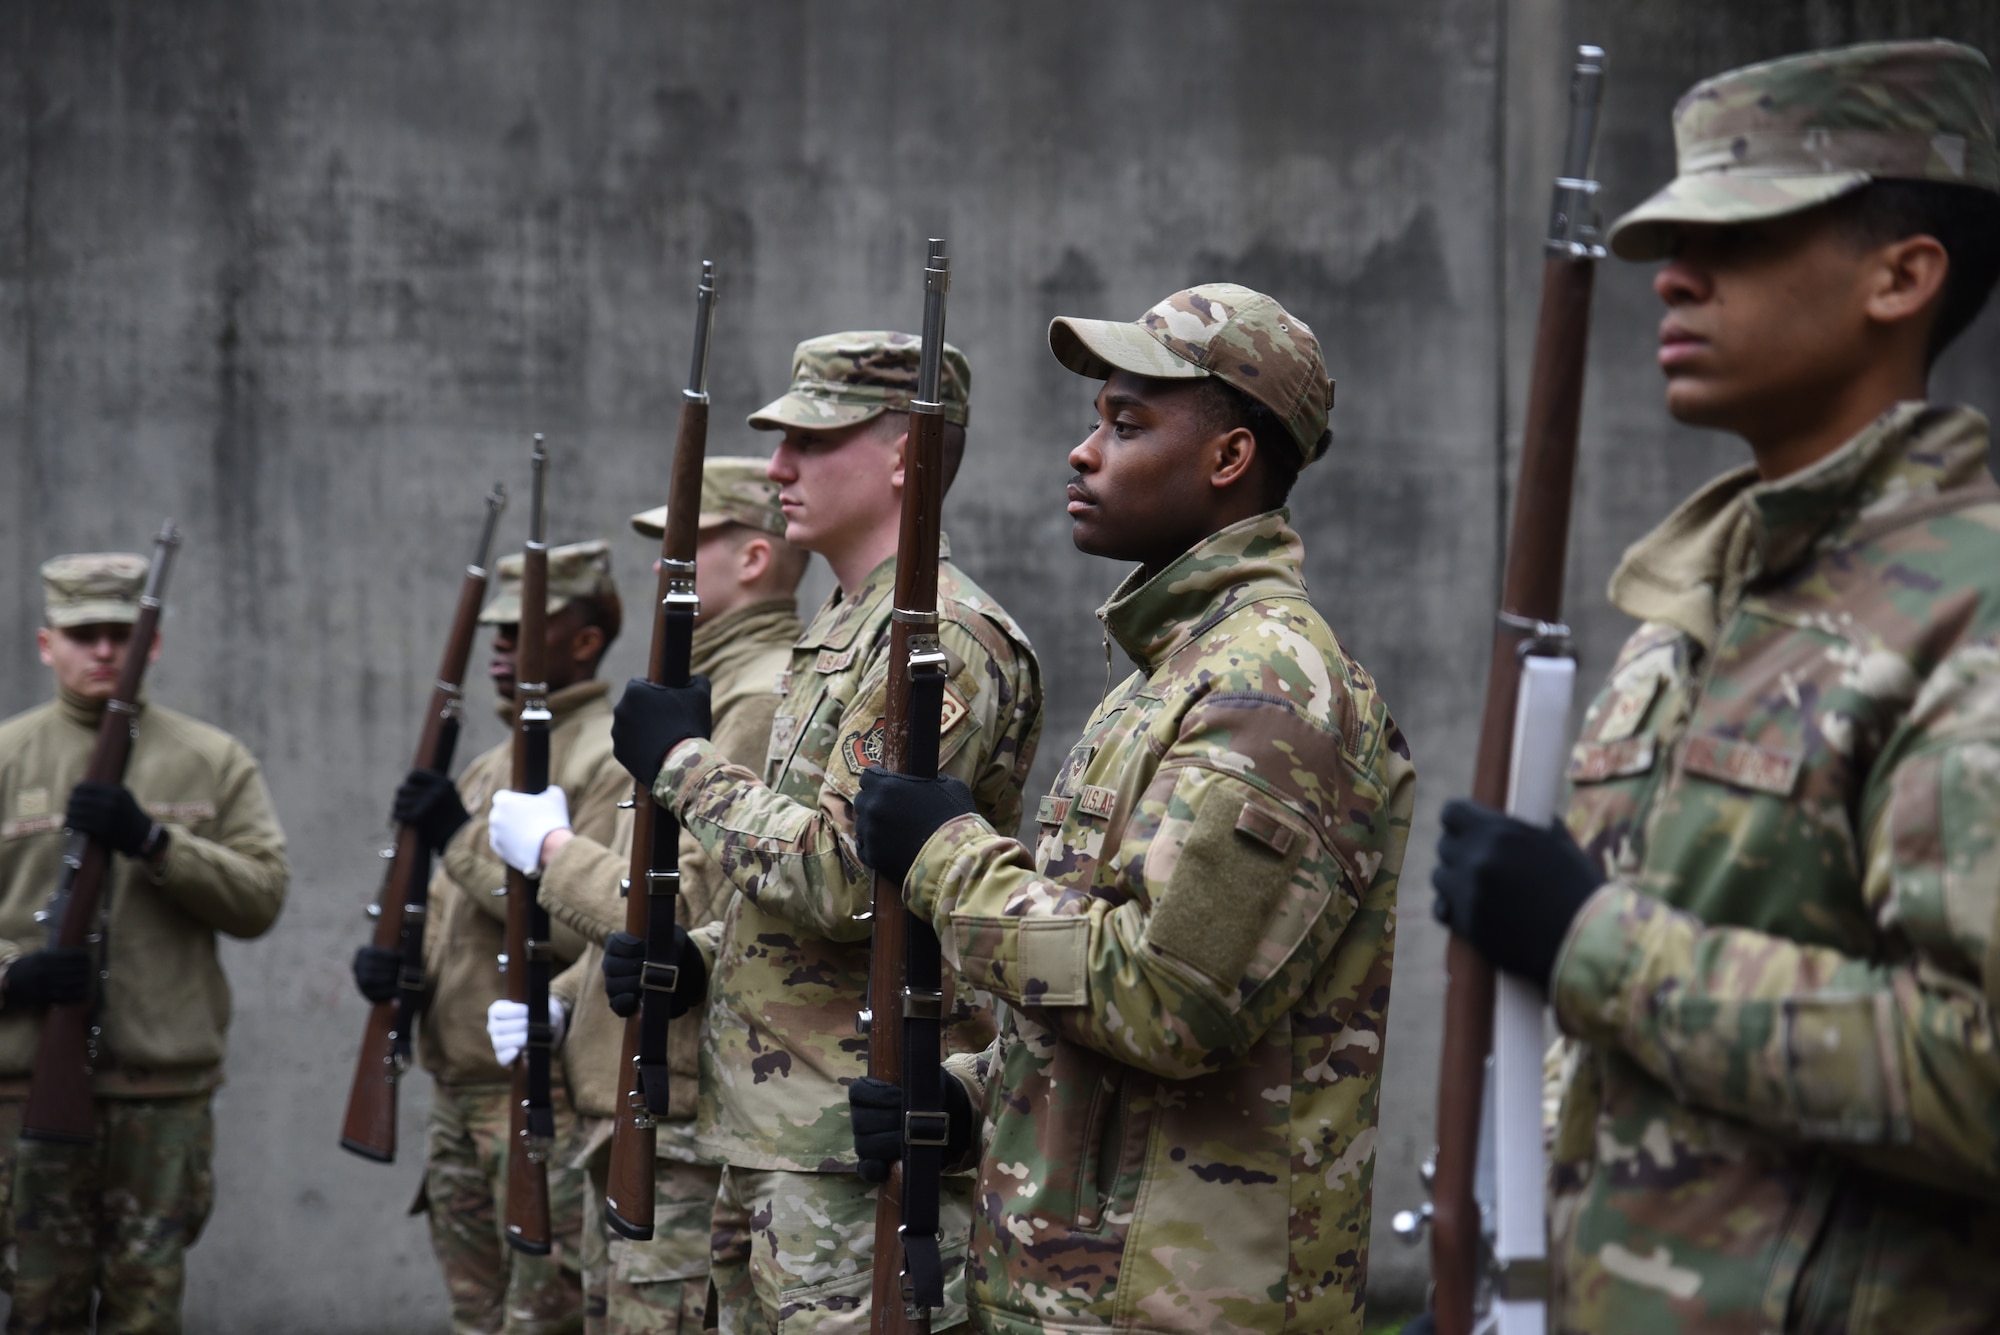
[503,436,557,1254]
[340,484,507,1162]
[1424,45,1607,1335]
[867,238,954,1335]
[22,519,183,1144]
[605,259,718,1240]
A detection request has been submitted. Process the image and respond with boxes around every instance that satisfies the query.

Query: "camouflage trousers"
[2,1093,213,1335]
[708,1167,968,1335]
[573,1119,718,1335]
[424,1082,587,1335]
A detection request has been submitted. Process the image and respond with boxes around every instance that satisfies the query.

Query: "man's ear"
[36,627,54,668]
[1866,232,1950,333]
[567,622,605,666]
[739,536,774,586]
[1210,426,1258,491]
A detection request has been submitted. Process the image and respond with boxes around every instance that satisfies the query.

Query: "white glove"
[487,996,567,1067]
[488,787,571,874]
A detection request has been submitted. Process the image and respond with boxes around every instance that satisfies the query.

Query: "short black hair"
[1193,379,1315,510]
[1832,179,2000,363]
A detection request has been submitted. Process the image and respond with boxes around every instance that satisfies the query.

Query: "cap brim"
[1048,317,1207,382]
[630,506,735,539]
[1607,170,1872,260]
[746,392,886,433]
[45,602,140,630]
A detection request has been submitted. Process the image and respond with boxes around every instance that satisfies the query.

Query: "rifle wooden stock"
[341,496,501,1163]
[869,239,952,1335]
[505,441,556,1256]
[606,261,715,1242]
[1431,51,1604,1330]
[23,520,182,1145]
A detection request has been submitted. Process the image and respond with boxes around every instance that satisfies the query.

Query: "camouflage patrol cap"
[747,331,971,432]
[630,456,787,540]
[479,539,616,625]
[41,553,149,629]
[1049,283,1335,463]
[1609,39,2000,261]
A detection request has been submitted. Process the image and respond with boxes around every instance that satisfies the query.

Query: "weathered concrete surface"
[0,1,1993,1327]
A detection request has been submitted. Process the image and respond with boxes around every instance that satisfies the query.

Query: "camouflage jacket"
[1548,403,2000,1333]
[0,690,287,1095]
[417,682,620,1087]
[544,598,800,1154]
[653,544,1042,1171]
[904,511,1415,1335]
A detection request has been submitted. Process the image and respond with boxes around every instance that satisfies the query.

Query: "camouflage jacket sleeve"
[656,619,1018,945]
[146,739,288,940]
[905,691,1392,1082]
[1552,644,2000,1194]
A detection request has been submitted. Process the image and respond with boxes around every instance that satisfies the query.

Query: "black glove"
[66,782,158,858]
[848,1073,976,1184]
[1431,798,1604,990]
[854,769,978,889]
[392,768,469,854]
[601,927,707,1020]
[3,948,92,1008]
[612,677,713,790]
[353,945,401,1005]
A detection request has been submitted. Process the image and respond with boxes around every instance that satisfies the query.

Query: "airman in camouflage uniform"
[854,286,1416,1334]
[1429,40,2000,1334]
[0,552,289,1333]
[609,333,1043,1334]
[354,541,631,1335]
[488,460,810,1333]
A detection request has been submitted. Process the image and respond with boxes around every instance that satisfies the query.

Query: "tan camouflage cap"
[41,553,149,629]
[1049,283,1335,463]
[747,331,971,432]
[1609,39,2000,261]
[480,539,616,625]
[630,456,787,540]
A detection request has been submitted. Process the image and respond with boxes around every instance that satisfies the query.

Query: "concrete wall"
[0,2,1992,1327]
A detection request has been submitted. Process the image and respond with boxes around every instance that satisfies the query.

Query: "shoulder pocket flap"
[1018,916,1089,1008]
[1234,801,1297,856]
[1568,736,1656,784]
[1682,735,1802,796]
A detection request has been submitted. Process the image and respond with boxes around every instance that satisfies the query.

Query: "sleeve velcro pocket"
[1018,916,1089,1007]
[1143,772,1316,997]
[1783,992,1910,1145]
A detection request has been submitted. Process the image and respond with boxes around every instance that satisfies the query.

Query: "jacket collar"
[798,534,951,653]
[692,598,803,678]
[1100,510,1309,673]
[1609,403,1994,648]
[57,684,138,729]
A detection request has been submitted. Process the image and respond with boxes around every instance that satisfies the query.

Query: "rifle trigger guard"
[641,962,680,993]
[904,1109,951,1148]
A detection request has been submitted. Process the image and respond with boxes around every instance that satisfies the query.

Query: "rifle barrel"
[606,258,717,1241]
[341,485,506,1162]
[1429,46,1606,1335]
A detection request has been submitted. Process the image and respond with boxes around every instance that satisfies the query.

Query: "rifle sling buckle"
[904,1110,950,1148]
[901,987,944,1020]
[641,962,681,992]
